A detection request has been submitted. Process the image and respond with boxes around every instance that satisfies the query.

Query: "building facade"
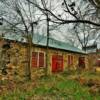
[0,35,88,80]
[88,49,100,69]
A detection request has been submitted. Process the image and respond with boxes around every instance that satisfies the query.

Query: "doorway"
[52,55,63,72]
[79,57,85,69]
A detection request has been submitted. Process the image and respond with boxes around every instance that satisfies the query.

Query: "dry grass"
[0,70,100,100]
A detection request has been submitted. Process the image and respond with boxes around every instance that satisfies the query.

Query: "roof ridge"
[2,33,85,54]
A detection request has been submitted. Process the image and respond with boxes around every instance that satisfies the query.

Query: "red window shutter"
[57,55,63,72]
[39,52,44,67]
[71,56,73,65]
[32,52,38,67]
[68,55,70,65]
[97,59,100,66]
[52,55,57,72]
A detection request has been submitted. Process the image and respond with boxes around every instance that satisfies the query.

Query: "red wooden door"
[52,55,63,72]
[79,57,85,68]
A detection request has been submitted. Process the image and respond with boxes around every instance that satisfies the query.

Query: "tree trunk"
[45,15,50,76]
[25,37,32,80]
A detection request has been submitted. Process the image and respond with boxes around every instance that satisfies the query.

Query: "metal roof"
[3,33,85,54]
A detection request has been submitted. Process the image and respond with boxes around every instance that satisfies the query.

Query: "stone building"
[88,49,100,69]
[0,34,88,80]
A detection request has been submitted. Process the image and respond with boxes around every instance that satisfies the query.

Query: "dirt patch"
[72,76,100,95]
[87,79,100,95]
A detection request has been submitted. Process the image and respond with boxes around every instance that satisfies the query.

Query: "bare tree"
[0,0,43,80]
[60,0,100,50]
[27,0,100,26]
[0,0,100,78]
[88,0,100,8]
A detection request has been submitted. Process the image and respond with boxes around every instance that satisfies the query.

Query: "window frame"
[32,51,38,67]
[68,55,73,65]
[38,51,45,68]
[31,51,45,68]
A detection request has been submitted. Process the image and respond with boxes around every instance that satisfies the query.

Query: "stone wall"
[88,52,100,69]
[0,40,27,81]
[31,47,87,75]
[0,39,88,81]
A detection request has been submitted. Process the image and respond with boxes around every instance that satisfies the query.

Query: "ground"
[0,70,100,100]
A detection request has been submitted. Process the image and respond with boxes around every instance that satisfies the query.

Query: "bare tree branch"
[27,0,100,26]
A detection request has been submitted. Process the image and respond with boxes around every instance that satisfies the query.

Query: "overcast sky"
[0,0,100,49]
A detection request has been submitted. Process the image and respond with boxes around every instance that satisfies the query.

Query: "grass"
[0,71,100,100]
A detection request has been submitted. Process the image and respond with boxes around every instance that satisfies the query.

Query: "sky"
[0,0,100,49]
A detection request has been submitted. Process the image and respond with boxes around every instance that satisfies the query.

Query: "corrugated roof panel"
[3,34,85,53]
